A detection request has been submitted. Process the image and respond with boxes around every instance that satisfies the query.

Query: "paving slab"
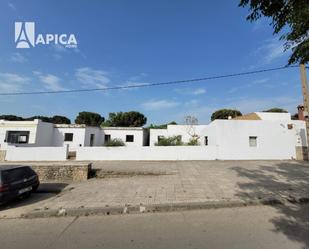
[1,160,309,218]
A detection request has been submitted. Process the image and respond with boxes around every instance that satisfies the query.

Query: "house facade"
[0,119,148,151]
[0,112,307,161]
[150,112,307,160]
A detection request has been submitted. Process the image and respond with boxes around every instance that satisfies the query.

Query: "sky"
[0,0,305,125]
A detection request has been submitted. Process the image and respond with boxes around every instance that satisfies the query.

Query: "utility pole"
[300,64,309,155]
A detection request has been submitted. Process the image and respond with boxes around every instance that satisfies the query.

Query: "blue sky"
[0,0,304,125]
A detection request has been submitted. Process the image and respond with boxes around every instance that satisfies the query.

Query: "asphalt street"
[0,204,308,249]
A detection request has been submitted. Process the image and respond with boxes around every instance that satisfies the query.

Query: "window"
[64,133,73,142]
[204,136,208,146]
[6,131,30,144]
[126,135,134,142]
[105,134,111,143]
[249,136,257,147]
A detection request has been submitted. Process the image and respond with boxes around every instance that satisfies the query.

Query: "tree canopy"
[75,112,104,126]
[0,115,24,121]
[239,0,309,64]
[50,115,71,124]
[148,121,177,129]
[102,111,147,127]
[211,109,242,121]
[0,114,71,124]
[263,108,288,113]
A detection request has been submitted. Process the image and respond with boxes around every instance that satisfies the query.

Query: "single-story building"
[0,111,307,161]
[0,119,148,151]
[149,112,307,160]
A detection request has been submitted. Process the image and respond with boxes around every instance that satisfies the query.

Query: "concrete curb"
[19,196,309,219]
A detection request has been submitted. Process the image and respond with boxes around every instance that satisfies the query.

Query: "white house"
[0,112,307,161]
[149,112,307,160]
[102,127,149,147]
[0,119,148,152]
[0,119,54,148]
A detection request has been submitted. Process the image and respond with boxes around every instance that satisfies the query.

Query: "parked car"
[0,165,40,204]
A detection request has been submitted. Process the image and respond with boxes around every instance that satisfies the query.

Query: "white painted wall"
[255,112,291,121]
[150,125,214,146]
[76,146,217,161]
[149,119,306,160]
[214,120,296,160]
[84,127,104,146]
[102,128,146,146]
[35,121,54,146]
[291,120,307,147]
[53,127,86,151]
[5,146,68,161]
[0,119,39,149]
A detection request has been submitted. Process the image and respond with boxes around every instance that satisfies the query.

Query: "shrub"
[155,135,183,146]
[186,138,200,146]
[104,138,125,147]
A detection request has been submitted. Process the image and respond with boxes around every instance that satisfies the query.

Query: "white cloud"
[75,67,110,88]
[8,2,16,10]
[11,53,27,63]
[0,73,30,93]
[34,72,67,91]
[192,88,206,95]
[175,87,207,95]
[228,78,269,93]
[255,38,288,64]
[225,96,300,114]
[173,94,300,124]
[141,99,179,110]
[251,18,270,32]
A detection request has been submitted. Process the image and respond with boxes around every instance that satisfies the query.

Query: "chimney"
[297,105,305,120]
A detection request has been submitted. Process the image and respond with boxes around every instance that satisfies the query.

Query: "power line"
[0,65,298,96]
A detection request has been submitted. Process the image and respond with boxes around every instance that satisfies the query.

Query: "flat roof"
[101,127,144,130]
[54,124,87,128]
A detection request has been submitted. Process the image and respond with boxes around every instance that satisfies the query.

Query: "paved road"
[1,205,308,249]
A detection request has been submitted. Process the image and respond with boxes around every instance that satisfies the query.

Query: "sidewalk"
[1,160,309,218]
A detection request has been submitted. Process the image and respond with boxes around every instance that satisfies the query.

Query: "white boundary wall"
[76,146,217,161]
[5,146,68,161]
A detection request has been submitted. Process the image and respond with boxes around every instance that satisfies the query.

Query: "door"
[90,134,95,147]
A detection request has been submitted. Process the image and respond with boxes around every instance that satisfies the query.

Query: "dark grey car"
[0,165,40,204]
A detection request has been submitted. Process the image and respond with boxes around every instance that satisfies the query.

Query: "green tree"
[51,115,71,124]
[148,121,177,129]
[0,115,24,121]
[263,108,288,113]
[75,112,104,126]
[211,109,242,121]
[26,116,52,122]
[239,0,309,64]
[102,111,147,127]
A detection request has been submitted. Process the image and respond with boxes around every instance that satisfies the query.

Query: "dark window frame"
[64,133,74,142]
[104,134,111,143]
[126,135,134,142]
[6,131,30,144]
[249,136,257,147]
